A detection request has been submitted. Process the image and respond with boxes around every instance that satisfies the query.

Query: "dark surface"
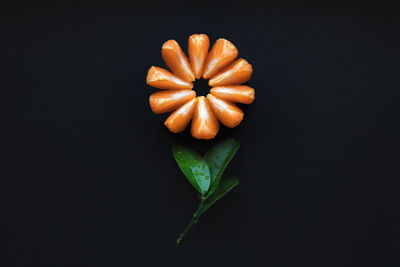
[1,1,400,266]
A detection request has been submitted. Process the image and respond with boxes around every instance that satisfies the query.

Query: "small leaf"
[199,178,239,216]
[173,145,211,194]
[203,138,240,197]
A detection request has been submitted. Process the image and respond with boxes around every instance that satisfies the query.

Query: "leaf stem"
[176,197,206,247]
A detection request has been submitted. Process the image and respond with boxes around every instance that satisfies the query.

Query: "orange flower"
[146,34,255,140]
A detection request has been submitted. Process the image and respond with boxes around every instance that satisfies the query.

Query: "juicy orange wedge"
[202,38,238,79]
[206,94,244,128]
[146,66,193,90]
[209,58,252,87]
[210,85,255,104]
[162,40,195,82]
[188,34,210,79]
[191,96,219,139]
[149,90,196,114]
[164,98,197,133]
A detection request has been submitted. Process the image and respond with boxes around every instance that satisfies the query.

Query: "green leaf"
[199,178,239,216]
[172,145,211,194]
[203,138,240,197]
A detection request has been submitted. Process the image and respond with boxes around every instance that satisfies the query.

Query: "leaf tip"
[227,138,240,149]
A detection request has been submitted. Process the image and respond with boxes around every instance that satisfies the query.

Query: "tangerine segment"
[208,59,252,87]
[162,40,195,82]
[149,90,196,114]
[164,98,197,133]
[202,38,238,79]
[188,34,210,79]
[210,85,255,104]
[191,96,219,139]
[146,66,193,90]
[206,94,244,128]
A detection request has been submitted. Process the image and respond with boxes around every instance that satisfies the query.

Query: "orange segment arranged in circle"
[164,98,197,133]
[188,34,210,79]
[162,40,195,82]
[210,85,255,104]
[191,96,219,140]
[146,34,255,139]
[209,58,253,87]
[149,90,196,114]
[202,38,238,79]
[146,66,193,90]
[206,94,244,128]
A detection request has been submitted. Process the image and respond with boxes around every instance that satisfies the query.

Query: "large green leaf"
[199,178,239,216]
[203,139,240,197]
[173,145,211,194]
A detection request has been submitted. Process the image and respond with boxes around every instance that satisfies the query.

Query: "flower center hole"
[193,78,210,97]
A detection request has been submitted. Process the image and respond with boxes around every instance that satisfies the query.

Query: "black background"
[1,0,400,266]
